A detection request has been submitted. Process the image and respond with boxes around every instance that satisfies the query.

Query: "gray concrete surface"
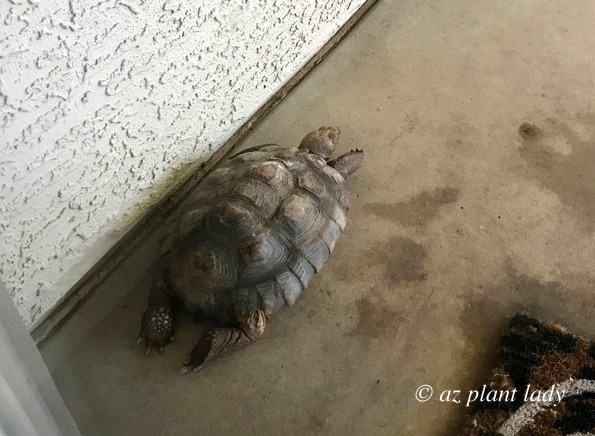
[43,0,595,434]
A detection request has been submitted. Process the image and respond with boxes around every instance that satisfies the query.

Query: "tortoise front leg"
[327,148,364,177]
[137,279,175,354]
[180,309,266,374]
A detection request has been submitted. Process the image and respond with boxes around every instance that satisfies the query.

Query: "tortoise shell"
[164,144,350,323]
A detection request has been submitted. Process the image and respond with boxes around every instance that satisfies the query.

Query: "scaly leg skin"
[328,148,364,178]
[137,279,175,355]
[180,309,266,374]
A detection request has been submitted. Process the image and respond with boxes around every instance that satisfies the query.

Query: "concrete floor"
[42,0,595,434]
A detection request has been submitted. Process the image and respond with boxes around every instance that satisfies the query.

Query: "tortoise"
[137,126,364,373]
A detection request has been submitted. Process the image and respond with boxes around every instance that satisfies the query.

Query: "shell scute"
[231,177,278,219]
[304,153,327,168]
[177,238,238,294]
[231,150,271,163]
[274,269,303,307]
[206,199,265,238]
[287,255,316,289]
[276,193,321,240]
[249,161,294,198]
[273,147,299,160]
[318,218,342,252]
[254,280,284,315]
[297,169,327,198]
[300,235,331,273]
[178,203,210,238]
[239,230,288,280]
[322,164,345,184]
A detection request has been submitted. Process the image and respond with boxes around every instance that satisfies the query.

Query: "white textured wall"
[0,0,366,327]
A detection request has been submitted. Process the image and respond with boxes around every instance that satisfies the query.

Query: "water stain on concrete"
[369,236,429,284]
[369,187,460,227]
[348,296,404,338]
[518,116,595,232]
[306,410,327,433]
[345,237,425,337]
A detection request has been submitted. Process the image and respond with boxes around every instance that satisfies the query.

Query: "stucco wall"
[0,0,366,327]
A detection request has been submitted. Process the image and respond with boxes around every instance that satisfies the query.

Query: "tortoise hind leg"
[181,309,266,374]
[137,279,175,354]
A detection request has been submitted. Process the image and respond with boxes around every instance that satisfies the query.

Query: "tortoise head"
[298,126,341,159]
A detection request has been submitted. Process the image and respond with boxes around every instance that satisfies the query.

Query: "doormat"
[461,314,595,436]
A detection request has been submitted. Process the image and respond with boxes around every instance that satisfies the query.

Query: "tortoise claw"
[145,346,151,356]
[180,362,202,375]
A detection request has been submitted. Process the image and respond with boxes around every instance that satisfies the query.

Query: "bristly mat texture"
[461,314,595,436]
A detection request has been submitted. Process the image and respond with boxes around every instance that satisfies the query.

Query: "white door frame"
[0,278,80,436]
